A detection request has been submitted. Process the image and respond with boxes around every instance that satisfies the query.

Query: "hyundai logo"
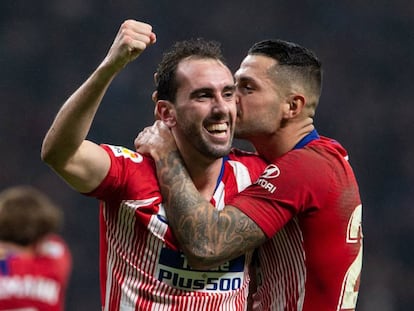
[260,164,281,179]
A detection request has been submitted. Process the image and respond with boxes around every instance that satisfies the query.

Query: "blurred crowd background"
[1,1,412,310]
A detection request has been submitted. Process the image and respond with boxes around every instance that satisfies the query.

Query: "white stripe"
[255,218,305,310]
[228,160,253,192]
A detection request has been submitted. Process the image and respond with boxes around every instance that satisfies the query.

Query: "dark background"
[1,1,412,310]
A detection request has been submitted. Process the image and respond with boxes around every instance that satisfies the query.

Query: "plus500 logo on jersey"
[156,248,245,292]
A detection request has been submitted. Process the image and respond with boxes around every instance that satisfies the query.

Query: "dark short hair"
[0,185,62,246]
[248,39,322,103]
[155,38,226,102]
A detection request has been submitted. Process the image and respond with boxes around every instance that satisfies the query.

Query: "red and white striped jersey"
[87,145,266,311]
[229,134,363,311]
[0,234,72,311]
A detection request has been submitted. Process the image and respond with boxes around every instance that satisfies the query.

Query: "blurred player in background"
[0,185,72,311]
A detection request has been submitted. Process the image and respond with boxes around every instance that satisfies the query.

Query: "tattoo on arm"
[156,150,266,268]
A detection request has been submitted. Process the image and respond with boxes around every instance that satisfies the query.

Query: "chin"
[211,146,232,158]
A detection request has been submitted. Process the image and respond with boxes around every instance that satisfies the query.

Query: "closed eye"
[236,77,256,94]
[236,83,255,94]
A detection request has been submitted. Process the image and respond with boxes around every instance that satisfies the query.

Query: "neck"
[180,152,224,200]
[252,118,314,162]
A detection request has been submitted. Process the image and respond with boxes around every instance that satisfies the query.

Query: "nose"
[212,94,233,114]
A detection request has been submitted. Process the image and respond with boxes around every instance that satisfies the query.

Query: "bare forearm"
[41,19,156,166]
[41,63,118,166]
[157,150,266,269]
[41,20,156,192]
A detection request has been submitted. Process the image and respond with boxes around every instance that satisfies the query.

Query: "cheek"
[176,108,206,130]
[243,98,264,115]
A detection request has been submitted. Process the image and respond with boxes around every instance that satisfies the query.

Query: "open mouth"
[205,123,229,138]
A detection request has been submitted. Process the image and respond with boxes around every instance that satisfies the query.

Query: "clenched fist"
[103,19,157,71]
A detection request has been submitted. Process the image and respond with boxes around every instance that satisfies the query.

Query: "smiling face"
[171,58,236,160]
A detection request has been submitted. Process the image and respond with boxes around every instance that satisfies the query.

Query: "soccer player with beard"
[41,19,270,310]
[135,39,363,311]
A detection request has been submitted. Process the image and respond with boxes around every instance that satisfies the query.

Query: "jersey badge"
[108,145,143,163]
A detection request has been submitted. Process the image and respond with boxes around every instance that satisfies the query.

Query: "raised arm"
[135,121,266,269]
[41,20,156,193]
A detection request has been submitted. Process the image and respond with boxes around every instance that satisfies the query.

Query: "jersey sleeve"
[85,144,152,200]
[227,148,331,238]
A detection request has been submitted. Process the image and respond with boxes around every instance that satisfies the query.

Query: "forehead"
[176,58,234,90]
[235,54,277,81]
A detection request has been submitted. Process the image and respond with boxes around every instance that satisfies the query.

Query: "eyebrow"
[189,85,236,98]
[223,84,236,92]
[235,76,255,83]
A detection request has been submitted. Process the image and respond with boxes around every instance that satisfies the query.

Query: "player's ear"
[152,91,160,120]
[154,100,176,127]
[152,72,159,110]
[284,94,305,119]
[152,90,158,103]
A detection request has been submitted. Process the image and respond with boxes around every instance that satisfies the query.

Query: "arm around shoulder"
[181,204,267,270]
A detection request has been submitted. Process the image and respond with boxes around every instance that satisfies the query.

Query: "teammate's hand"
[103,19,156,71]
[134,120,177,161]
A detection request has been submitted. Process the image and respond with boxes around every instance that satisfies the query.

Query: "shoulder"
[266,142,335,186]
[36,234,71,259]
[278,136,347,168]
[308,136,349,159]
[101,144,155,176]
[228,148,267,179]
[228,148,267,167]
[89,145,159,200]
[101,144,146,164]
